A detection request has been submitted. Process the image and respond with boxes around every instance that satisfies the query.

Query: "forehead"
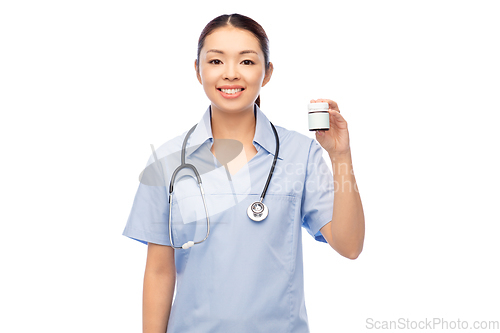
[202,27,262,56]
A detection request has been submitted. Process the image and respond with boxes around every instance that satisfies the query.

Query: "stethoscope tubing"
[259,122,279,202]
[168,120,279,249]
[168,124,211,249]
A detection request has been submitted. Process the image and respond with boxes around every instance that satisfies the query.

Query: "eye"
[242,60,255,65]
[209,59,222,65]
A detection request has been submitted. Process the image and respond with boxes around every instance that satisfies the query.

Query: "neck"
[210,104,256,145]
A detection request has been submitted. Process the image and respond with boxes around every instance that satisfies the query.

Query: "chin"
[219,104,255,114]
[212,98,254,112]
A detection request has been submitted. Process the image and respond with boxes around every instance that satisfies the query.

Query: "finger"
[316,99,340,112]
[330,110,348,129]
[315,129,325,137]
[330,109,345,120]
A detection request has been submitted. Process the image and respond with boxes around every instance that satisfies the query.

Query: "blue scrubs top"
[123,104,334,332]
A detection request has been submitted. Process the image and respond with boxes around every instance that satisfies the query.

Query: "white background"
[1,0,499,332]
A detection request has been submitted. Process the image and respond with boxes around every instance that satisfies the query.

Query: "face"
[195,26,273,115]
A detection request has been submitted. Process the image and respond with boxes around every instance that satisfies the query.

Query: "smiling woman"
[195,26,273,120]
[196,14,272,111]
[122,12,365,333]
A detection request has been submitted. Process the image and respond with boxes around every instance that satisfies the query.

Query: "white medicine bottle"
[308,102,330,131]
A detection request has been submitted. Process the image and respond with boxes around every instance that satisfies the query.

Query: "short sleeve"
[122,153,172,246]
[301,139,334,243]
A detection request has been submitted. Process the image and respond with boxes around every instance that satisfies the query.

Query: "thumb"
[316,130,325,138]
[315,130,325,144]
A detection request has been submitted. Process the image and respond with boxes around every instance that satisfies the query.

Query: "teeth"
[221,88,242,94]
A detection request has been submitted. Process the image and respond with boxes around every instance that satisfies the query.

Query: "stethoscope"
[168,121,279,249]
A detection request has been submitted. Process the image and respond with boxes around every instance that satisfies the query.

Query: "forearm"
[143,270,176,333]
[329,150,365,259]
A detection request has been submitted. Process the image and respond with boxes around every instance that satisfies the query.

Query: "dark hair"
[196,13,271,108]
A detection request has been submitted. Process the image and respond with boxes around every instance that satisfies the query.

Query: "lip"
[217,85,245,90]
[217,85,245,99]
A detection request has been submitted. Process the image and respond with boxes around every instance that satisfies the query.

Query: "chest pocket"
[171,191,297,267]
[169,160,300,279]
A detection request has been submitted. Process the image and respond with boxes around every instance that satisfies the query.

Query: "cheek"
[200,68,217,84]
[246,70,265,87]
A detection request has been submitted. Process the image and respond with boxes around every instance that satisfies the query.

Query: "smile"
[217,88,245,99]
[220,88,242,94]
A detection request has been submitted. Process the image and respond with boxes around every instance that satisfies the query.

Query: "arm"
[320,150,365,259]
[143,243,176,332]
[310,98,364,259]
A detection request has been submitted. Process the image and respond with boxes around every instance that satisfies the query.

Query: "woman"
[123,13,365,332]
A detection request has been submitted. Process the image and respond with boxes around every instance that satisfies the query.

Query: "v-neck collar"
[185,104,283,161]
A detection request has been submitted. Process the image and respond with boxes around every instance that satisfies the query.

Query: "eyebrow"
[206,49,258,55]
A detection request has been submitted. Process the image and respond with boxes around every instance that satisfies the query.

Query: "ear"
[261,62,273,87]
[194,59,202,84]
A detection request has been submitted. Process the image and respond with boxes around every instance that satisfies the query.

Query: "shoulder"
[145,131,188,167]
[274,124,313,145]
[273,124,316,158]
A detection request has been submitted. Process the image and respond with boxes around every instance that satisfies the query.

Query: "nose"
[223,62,240,80]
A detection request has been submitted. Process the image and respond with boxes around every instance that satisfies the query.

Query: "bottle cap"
[308,102,329,112]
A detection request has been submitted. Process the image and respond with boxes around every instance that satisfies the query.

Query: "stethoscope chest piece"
[247,201,269,222]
